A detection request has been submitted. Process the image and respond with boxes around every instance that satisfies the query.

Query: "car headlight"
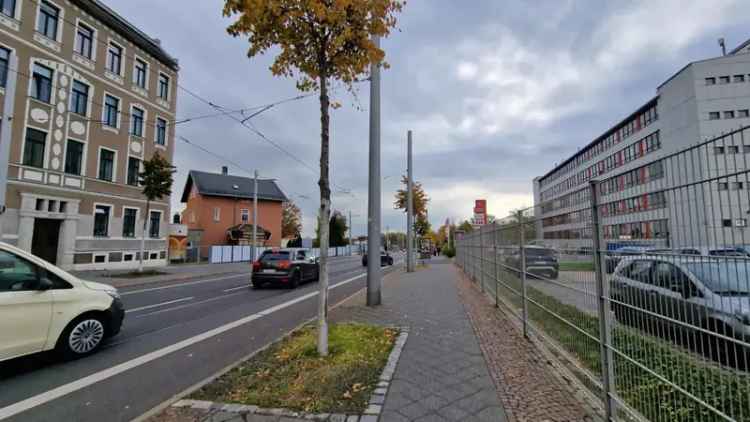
[107,290,121,300]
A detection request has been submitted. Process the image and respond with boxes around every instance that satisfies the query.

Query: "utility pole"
[0,52,18,239]
[406,130,414,272]
[366,34,382,306]
[252,170,258,263]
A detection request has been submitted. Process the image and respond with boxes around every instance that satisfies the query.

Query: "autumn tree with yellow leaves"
[223,0,404,356]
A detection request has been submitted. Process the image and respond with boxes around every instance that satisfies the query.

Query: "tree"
[394,176,429,218]
[414,214,431,237]
[282,201,302,239]
[138,152,175,272]
[224,0,404,356]
[458,220,474,233]
[315,210,348,247]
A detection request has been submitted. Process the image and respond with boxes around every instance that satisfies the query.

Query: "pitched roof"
[180,170,288,202]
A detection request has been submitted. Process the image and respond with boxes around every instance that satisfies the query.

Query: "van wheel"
[56,315,106,360]
[290,271,301,289]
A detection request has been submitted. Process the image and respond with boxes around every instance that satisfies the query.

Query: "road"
[0,254,401,422]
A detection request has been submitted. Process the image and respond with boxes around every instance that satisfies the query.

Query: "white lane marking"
[121,273,250,296]
[222,285,250,293]
[125,297,195,314]
[0,268,384,420]
[134,292,247,318]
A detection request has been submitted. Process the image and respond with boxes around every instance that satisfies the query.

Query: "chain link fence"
[456,126,750,421]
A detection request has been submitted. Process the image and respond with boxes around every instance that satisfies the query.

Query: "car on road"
[252,248,319,289]
[505,246,559,279]
[0,242,124,362]
[362,250,394,267]
[612,256,750,350]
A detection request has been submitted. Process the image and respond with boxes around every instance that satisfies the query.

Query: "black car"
[505,246,559,279]
[252,248,319,288]
[362,250,394,267]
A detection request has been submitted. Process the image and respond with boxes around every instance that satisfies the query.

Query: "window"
[134,58,147,88]
[149,211,160,238]
[93,205,110,237]
[0,47,9,88]
[705,77,716,85]
[98,149,114,181]
[728,145,740,154]
[213,207,220,222]
[739,110,749,118]
[718,182,729,190]
[107,43,122,75]
[723,219,733,228]
[0,0,14,18]
[23,128,45,168]
[131,107,144,137]
[36,1,59,40]
[709,112,721,120]
[725,110,735,119]
[715,146,725,154]
[70,80,88,116]
[64,139,83,175]
[0,250,40,292]
[122,208,137,238]
[127,157,140,186]
[241,208,249,223]
[156,118,166,145]
[719,76,731,84]
[31,64,52,103]
[75,23,93,59]
[158,73,169,100]
[732,182,744,190]
[735,75,746,83]
[104,95,119,127]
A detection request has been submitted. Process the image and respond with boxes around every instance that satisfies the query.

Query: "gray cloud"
[108,0,750,236]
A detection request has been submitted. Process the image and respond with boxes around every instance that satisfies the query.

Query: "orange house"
[180,168,287,250]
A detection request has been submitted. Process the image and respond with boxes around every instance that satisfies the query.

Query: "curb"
[171,327,410,422]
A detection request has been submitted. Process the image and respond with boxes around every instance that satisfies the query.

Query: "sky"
[107,0,750,238]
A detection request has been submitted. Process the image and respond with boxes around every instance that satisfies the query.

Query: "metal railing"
[456,126,750,421]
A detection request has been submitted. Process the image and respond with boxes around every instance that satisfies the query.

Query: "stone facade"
[0,0,178,270]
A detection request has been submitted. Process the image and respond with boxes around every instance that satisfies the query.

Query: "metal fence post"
[479,227,485,292]
[590,181,614,420]
[493,223,499,308]
[519,217,528,339]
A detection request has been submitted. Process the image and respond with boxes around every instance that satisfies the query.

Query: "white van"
[0,242,124,362]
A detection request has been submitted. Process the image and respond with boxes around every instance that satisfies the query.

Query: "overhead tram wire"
[178,85,355,197]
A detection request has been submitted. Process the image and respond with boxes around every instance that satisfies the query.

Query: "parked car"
[0,242,124,362]
[604,246,672,274]
[252,248,319,289]
[612,256,750,351]
[676,246,750,257]
[362,250,394,267]
[505,245,559,279]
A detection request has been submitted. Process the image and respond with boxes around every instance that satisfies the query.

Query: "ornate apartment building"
[0,0,178,270]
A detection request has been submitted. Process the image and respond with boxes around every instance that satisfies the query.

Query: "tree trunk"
[317,68,331,357]
[138,199,150,273]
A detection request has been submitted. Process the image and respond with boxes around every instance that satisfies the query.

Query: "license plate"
[263,269,276,273]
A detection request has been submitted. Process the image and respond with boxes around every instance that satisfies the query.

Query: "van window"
[0,251,39,292]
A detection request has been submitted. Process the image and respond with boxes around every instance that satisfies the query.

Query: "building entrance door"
[31,218,61,264]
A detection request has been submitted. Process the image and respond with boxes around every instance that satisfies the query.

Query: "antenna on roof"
[719,38,726,56]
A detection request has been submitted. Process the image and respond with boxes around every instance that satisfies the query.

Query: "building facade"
[0,0,179,269]
[180,168,287,253]
[534,39,750,250]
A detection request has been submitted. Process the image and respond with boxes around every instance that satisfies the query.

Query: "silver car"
[612,256,750,345]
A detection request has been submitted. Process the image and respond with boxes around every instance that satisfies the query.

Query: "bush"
[442,245,455,258]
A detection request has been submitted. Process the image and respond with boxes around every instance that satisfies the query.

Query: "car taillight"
[278,260,291,270]
[252,261,261,271]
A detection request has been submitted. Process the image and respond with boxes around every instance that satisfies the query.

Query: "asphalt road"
[0,254,402,422]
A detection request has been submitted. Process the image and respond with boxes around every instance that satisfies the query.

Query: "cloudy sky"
[109,0,750,237]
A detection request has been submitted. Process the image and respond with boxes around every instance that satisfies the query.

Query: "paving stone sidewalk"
[329,259,507,421]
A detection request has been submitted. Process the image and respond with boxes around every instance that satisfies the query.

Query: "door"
[31,218,61,264]
[0,250,53,361]
[616,260,655,329]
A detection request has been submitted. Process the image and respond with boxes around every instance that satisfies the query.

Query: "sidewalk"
[330,258,506,421]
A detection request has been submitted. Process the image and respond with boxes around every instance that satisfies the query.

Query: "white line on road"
[121,273,251,296]
[133,292,247,318]
[125,297,195,314]
[0,269,378,421]
[222,285,250,293]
